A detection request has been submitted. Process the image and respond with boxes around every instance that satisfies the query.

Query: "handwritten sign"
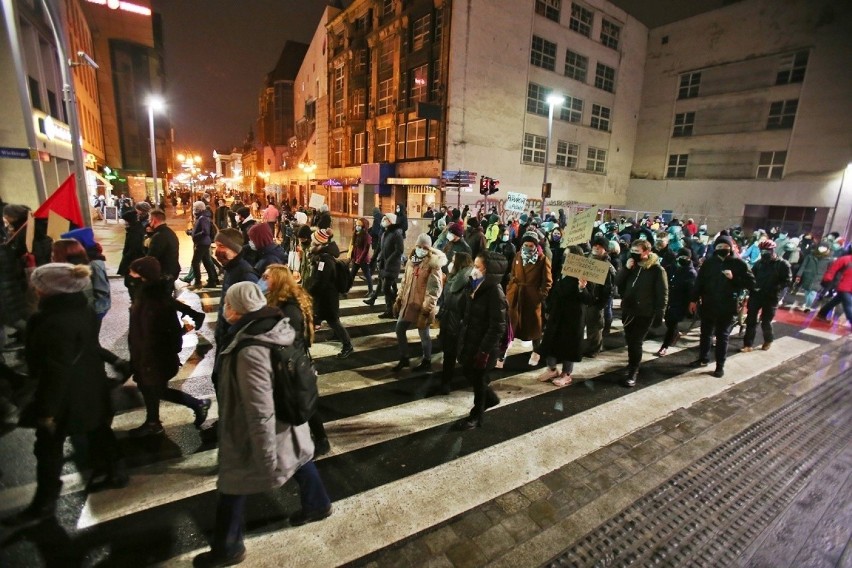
[561,253,611,285]
[308,192,325,209]
[505,192,527,213]
[564,206,598,246]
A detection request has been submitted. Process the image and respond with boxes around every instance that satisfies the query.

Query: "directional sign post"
[441,170,477,208]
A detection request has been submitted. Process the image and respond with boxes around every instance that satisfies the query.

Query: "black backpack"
[332,256,354,293]
[233,339,318,425]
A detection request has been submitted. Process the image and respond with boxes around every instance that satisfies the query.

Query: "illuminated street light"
[147,95,165,206]
[541,93,565,217]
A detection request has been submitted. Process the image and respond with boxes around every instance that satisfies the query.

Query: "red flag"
[33,174,85,227]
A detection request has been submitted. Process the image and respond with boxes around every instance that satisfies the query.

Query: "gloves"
[652,313,664,328]
[473,352,489,370]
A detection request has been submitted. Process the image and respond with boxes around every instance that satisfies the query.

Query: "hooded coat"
[796,250,833,291]
[615,252,669,321]
[691,252,755,316]
[128,279,183,386]
[539,275,595,363]
[147,223,181,279]
[394,247,447,328]
[351,217,372,264]
[506,248,553,340]
[306,241,343,322]
[118,211,147,278]
[217,311,314,495]
[438,265,474,335]
[459,253,508,367]
[192,209,214,247]
[377,223,405,278]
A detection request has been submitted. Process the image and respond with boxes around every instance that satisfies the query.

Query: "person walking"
[537,246,594,387]
[583,236,616,357]
[145,209,181,284]
[433,252,474,395]
[50,237,111,333]
[795,244,832,312]
[506,232,553,367]
[349,217,373,298]
[464,217,487,259]
[213,229,260,363]
[195,282,331,567]
[817,250,852,327]
[188,202,220,290]
[304,228,354,359]
[395,204,409,238]
[454,252,508,430]
[369,207,383,270]
[741,240,792,352]
[689,235,755,378]
[442,222,472,268]
[118,209,147,301]
[3,264,127,528]
[656,248,697,356]
[391,234,447,373]
[615,239,669,387]
[248,223,287,275]
[364,213,405,319]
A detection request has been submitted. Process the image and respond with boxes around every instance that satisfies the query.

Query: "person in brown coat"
[506,232,553,366]
[126,256,210,437]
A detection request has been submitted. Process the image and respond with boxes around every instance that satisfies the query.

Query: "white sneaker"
[537,368,560,382]
[552,373,573,387]
[528,352,541,367]
[494,358,504,369]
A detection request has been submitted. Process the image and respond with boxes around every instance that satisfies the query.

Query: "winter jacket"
[550,245,565,283]
[0,231,28,325]
[442,237,472,268]
[587,255,615,310]
[691,253,755,316]
[750,256,792,301]
[822,254,852,293]
[394,248,447,328]
[215,254,260,349]
[395,206,409,237]
[306,242,343,323]
[89,259,111,317]
[655,245,678,275]
[438,266,473,336]
[377,224,405,278]
[615,252,669,321]
[459,253,508,367]
[118,214,146,277]
[192,210,214,247]
[217,310,313,495]
[351,218,372,264]
[253,243,288,275]
[215,205,230,230]
[147,223,181,279]
[491,240,517,288]
[129,279,183,386]
[796,251,833,291]
[465,227,487,259]
[539,275,595,363]
[506,249,553,341]
[25,292,112,434]
[665,261,697,322]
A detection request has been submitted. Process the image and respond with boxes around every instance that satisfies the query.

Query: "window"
[586,147,607,173]
[757,151,786,179]
[397,119,428,159]
[776,51,808,85]
[569,3,593,37]
[409,64,428,105]
[333,97,345,128]
[559,95,583,123]
[431,57,442,101]
[333,66,344,93]
[667,154,688,178]
[352,132,366,164]
[380,0,394,23]
[28,76,42,111]
[590,104,611,131]
[535,0,560,22]
[331,135,344,167]
[350,89,366,119]
[564,50,588,82]
[555,141,579,168]
[378,38,394,79]
[530,36,557,71]
[354,11,371,32]
[352,49,369,74]
[767,99,798,129]
[305,100,316,122]
[526,82,550,116]
[522,133,547,164]
[600,19,620,49]
[411,14,430,51]
[678,72,701,99]
[673,112,695,136]
[377,78,393,114]
[434,8,443,43]
[594,63,615,92]
[375,127,391,161]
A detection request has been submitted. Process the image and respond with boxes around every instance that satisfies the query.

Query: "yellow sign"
[564,207,598,246]
[561,253,611,285]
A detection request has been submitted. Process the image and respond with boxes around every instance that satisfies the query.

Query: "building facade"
[626,0,852,236]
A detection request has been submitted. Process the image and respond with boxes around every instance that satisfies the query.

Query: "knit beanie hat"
[215,228,244,253]
[312,228,332,246]
[296,225,313,240]
[467,217,480,229]
[677,247,693,259]
[416,233,432,247]
[129,256,162,281]
[31,262,91,295]
[193,201,206,213]
[225,281,267,314]
[61,227,97,250]
[448,222,464,238]
[383,212,397,225]
[236,206,251,219]
[248,223,274,248]
[591,235,609,250]
[522,231,540,245]
[714,235,734,248]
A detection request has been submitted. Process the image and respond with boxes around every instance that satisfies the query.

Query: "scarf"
[521,248,539,266]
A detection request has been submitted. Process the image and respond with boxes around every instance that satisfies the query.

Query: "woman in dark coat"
[126,257,210,437]
[395,204,409,238]
[0,204,31,334]
[365,213,405,317]
[538,246,594,387]
[304,229,353,359]
[455,252,508,430]
[118,209,147,299]
[248,222,287,275]
[434,252,474,395]
[4,263,126,528]
[656,248,698,356]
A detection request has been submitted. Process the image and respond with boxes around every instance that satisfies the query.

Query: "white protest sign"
[308,193,325,209]
[564,207,598,246]
[505,192,528,213]
[561,253,611,285]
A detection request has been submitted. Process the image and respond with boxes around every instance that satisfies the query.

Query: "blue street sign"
[0,146,32,160]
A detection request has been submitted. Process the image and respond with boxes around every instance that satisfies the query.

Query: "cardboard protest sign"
[563,207,598,246]
[308,193,325,209]
[561,253,611,285]
[505,192,527,213]
[47,210,69,242]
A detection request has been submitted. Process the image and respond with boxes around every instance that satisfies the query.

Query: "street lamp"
[541,92,565,218]
[299,158,316,207]
[147,95,165,206]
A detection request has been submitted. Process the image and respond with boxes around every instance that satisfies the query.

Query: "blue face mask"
[258,279,269,294]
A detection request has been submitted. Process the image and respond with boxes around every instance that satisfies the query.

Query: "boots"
[622,367,638,388]
[392,358,410,372]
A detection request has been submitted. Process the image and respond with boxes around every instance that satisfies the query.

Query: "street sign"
[0,146,34,160]
[441,170,477,190]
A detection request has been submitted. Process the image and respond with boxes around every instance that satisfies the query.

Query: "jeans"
[396,317,432,360]
[623,315,653,370]
[604,297,614,331]
[819,291,852,324]
[698,314,735,366]
[743,294,777,347]
[139,383,203,424]
[377,275,398,309]
[661,316,683,349]
[350,262,373,293]
[804,290,818,309]
[544,357,574,375]
[191,245,219,285]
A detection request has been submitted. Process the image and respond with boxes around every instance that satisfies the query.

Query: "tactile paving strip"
[543,374,852,568]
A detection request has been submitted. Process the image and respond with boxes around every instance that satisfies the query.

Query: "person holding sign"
[538,246,595,387]
[506,232,553,367]
[615,240,668,388]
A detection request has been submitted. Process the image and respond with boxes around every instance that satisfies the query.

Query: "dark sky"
[151,0,330,155]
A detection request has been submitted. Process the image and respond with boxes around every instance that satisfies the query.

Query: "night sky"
[150,0,330,155]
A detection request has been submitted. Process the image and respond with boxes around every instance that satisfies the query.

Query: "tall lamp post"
[147,96,165,206]
[541,93,565,218]
[299,158,316,207]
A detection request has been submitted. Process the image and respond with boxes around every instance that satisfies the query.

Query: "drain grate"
[543,373,852,568]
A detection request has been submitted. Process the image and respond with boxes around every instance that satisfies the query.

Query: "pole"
[148,105,159,208]
[541,101,555,219]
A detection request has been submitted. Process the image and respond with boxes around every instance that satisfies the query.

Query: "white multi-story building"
[627,0,852,236]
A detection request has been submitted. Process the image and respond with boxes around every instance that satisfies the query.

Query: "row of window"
[666,151,787,179]
[527,83,611,131]
[672,99,798,137]
[531,35,617,93]
[535,0,621,50]
[328,118,440,167]
[677,51,808,100]
[522,133,607,173]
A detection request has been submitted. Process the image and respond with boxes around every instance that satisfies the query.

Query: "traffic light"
[488,178,500,195]
[479,176,490,195]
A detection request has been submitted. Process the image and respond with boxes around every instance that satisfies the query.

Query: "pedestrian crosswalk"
[0,276,840,566]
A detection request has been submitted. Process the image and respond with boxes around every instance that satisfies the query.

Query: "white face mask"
[470,268,483,281]
[447,233,457,242]
[381,220,390,228]
[414,247,427,258]
[447,262,454,273]
[355,225,362,232]
[502,235,510,242]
